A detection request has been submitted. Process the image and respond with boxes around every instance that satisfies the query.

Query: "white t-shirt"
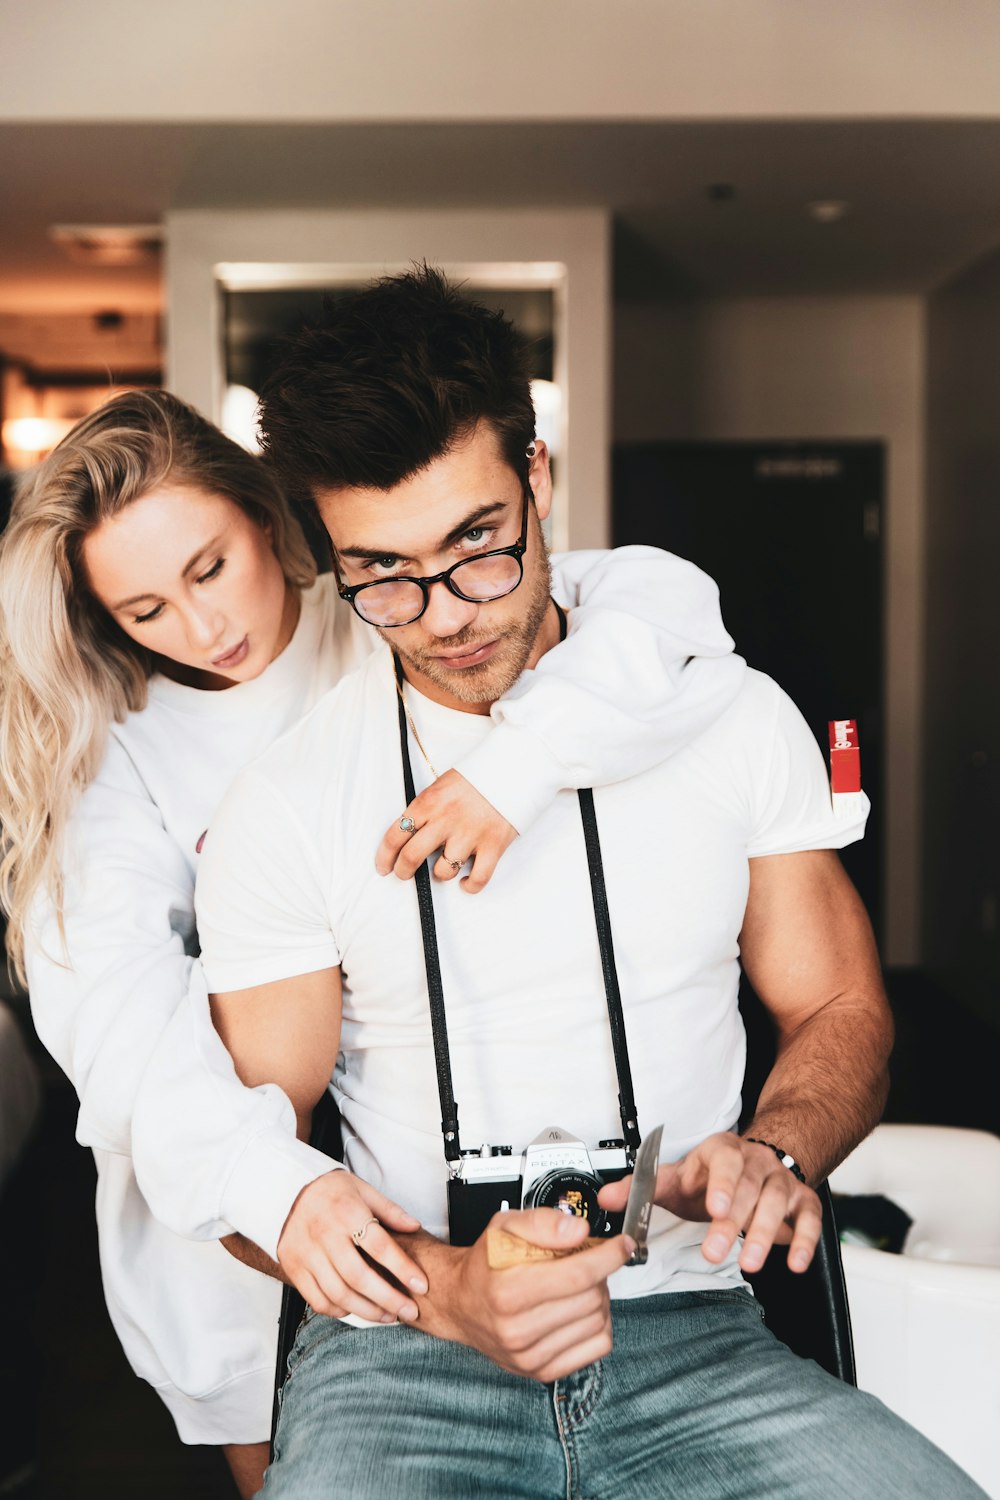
[25,549,748,1442]
[198,659,868,1306]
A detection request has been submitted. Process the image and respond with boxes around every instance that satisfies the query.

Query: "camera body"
[447,1124,631,1246]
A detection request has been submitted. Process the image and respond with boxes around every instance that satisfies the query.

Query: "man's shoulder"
[237,645,395,796]
[694,666,788,747]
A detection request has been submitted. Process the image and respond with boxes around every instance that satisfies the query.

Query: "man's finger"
[737,1176,796,1272]
[785,1196,824,1273]
[536,1328,616,1385]
[698,1136,752,1218]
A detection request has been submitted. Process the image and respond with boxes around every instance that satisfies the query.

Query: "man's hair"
[258,266,537,498]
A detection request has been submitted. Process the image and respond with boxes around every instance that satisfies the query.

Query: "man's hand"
[376,769,517,894]
[599,1134,823,1276]
[410,1209,635,1383]
[277,1170,428,1322]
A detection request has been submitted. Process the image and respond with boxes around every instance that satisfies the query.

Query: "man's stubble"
[383,536,553,708]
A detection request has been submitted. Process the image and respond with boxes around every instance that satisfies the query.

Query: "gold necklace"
[394,670,440,779]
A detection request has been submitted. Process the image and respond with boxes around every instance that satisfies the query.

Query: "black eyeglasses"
[334,489,531,628]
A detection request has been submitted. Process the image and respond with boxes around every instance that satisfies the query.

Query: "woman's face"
[81,483,299,688]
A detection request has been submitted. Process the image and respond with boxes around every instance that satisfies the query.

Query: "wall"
[6,1,1000,121]
[615,295,926,966]
[924,252,1000,1020]
[167,207,611,552]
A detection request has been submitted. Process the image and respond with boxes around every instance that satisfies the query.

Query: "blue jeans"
[262,1290,986,1499]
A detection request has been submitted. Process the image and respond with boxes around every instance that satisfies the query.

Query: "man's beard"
[385,547,553,707]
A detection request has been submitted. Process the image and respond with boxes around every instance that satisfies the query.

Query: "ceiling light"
[49,224,163,268]
[808,200,851,224]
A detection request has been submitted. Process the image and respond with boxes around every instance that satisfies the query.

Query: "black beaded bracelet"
[746,1137,807,1183]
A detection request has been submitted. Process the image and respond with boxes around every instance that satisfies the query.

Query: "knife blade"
[621,1123,662,1266]
[485,1123,663,1270]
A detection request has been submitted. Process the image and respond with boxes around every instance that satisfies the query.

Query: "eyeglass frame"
[330,484,532,628]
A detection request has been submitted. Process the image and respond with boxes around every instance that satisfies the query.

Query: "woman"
[0,391,742,1496]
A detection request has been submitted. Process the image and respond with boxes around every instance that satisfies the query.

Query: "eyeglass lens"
[354,552,523,626]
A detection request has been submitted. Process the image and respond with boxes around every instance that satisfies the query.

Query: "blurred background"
[1,1,998,1493]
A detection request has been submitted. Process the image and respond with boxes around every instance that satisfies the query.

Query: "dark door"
[613,440,884,943]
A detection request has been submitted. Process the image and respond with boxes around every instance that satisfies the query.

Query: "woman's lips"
[212,635,250,669]
[432,639,500,669]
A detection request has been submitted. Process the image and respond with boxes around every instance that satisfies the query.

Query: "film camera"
[447,1124,632,1246]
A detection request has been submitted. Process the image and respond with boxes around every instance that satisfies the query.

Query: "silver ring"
[351,1216,379,1247]
[399,816,417,834]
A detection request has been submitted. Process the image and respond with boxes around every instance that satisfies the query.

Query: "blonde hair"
[0,389,317,981]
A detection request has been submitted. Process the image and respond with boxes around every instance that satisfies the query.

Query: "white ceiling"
[4,119,1000,335]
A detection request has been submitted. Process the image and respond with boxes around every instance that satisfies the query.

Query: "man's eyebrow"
[337,503,508,562]
[111,535,224,610]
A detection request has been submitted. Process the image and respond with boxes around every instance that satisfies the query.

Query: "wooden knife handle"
[485,1224,603,1269]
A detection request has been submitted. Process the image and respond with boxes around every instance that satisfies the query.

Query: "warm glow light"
[3,417,75,455]
[530,379,563,458]
[221,384,262,453]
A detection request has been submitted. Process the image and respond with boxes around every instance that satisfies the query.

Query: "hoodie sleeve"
[453,545,747,833]
[25,736,336,1257]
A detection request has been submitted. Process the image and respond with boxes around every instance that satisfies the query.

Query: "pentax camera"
[447,1124,631,1247]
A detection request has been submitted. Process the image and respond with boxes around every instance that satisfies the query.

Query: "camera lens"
[524,1169,608,1235]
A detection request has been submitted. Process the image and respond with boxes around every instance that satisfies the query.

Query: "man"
[196,269,982,1497]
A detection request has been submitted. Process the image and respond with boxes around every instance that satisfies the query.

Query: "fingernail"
[705,1234,729,1258]
[623,1235,637,1259]
[791,1251,809,1271]
[710,1192,730,1214]
[375,862,387,877]
[742,1243,764,1271]
[380,1312,395,1324]
[398,1302,419,1323]
[557,1214,583,1239]
[409,1276,428,1295]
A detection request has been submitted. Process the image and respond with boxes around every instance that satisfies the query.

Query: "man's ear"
[527,439,553,523]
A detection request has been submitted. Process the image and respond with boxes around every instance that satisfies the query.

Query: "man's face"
[315,423,555,714]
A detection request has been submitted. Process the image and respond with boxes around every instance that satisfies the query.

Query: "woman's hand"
[276,1170,427,1322]
[376,769,517,894]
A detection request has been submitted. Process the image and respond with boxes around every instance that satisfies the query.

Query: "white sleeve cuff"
[455,719,568,834]
[221,1124,344,1261]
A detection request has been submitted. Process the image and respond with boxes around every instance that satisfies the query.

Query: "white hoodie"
[26,548,746,1443]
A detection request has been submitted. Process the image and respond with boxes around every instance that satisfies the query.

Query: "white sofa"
[830,1124,1000,1497]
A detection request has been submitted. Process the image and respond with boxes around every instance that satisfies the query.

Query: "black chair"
[270,1090,342,1451]
[739,977,856,1384]
[745,1179,855,1383]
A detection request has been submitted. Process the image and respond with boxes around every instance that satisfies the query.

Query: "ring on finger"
[351,1216,379,1247]
[445,856,463,872]
[399,815,417,835]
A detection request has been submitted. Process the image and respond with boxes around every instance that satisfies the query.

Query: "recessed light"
[49,224,163,267]
[808,200,851,224]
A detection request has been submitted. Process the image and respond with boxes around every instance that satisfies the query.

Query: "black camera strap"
[394,604,642,1167]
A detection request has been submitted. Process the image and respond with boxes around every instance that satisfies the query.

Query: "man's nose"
[421,579,480,638]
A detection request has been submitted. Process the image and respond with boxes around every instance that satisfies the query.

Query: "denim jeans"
[262,1290,986,1499]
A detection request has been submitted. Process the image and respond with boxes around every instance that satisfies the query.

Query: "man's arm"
[601,848,891,1275]
[211,964,634,1380]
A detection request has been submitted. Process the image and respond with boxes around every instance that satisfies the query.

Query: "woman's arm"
[377,545,747,883]
[26,738,339,1245]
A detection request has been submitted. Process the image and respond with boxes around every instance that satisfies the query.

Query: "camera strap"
[394,602,642,1167]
